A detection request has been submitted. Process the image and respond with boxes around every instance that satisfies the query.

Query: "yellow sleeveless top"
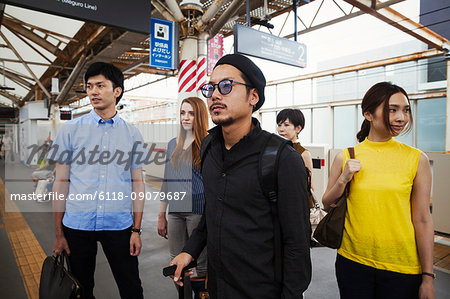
[337,138,422,274]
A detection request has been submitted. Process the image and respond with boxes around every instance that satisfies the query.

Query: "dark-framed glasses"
[200,79,252,98]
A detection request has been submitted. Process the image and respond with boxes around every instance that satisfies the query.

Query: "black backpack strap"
[200,134,213,173]
[259,133,292,202]
[258,133,292,284]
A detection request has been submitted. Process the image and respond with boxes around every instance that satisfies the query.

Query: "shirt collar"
[90,109,120,127]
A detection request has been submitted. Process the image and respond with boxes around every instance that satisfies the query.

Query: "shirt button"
[103,145,107,149]
[98,205,102,209]
[218,197,223,201]
[101,175,105,178]
[221,173,226,177]
[105,132,108,135]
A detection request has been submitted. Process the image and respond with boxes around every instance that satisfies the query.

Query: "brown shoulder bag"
[313,147,355,249]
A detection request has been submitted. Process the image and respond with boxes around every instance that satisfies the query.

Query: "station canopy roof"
[0,0,448,111]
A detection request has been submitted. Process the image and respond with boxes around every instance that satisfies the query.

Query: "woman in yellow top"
[323,82,435,299]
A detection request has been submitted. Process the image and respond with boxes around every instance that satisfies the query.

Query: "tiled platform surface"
[1,161,449,298]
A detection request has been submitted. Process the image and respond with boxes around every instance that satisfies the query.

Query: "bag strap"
[342,147,355,198]
[259,133,292,202]
[348,147,355,159]
[258,133,292,284]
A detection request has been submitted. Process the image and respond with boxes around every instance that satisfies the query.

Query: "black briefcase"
[39,252,82,299]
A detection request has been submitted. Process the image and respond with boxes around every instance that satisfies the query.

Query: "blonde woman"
[158,97,209,296]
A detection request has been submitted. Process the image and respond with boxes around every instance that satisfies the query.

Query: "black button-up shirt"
[184,118,311,299]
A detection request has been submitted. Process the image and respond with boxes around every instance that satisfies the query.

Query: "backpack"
[199,132,309,283]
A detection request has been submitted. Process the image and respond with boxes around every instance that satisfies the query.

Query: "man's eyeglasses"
[200,79,252,98]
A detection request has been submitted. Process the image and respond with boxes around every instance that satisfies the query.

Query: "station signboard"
[1,0,151,34]
[234,24,307,68]
[149,18,178,70]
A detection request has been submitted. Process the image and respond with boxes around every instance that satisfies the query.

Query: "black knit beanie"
[214,54,266,112]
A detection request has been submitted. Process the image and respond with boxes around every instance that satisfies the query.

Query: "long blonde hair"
[171,97,209,170]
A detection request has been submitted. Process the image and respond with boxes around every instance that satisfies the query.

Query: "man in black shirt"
[170,54,311,299]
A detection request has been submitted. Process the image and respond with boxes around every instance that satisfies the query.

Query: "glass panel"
[264,85,277,109]
[276,83,293,108]
[312,108,329,145]
[426,56,447,83]
[293,79,312,105]
[315,76,333,103]
[334,105,357,149]
[417,97,446,151]
[261,112,277,133]
[298,109,311,144]
[386,61,417,94]
[334,72,357,101]
[357,67,385,98]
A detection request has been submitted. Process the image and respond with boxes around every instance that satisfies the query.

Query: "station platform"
[1,160,449,299]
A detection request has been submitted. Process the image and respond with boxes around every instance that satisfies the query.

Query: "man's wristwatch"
[131,226,142,235]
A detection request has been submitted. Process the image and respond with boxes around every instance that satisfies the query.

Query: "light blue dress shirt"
[49,109,145,231]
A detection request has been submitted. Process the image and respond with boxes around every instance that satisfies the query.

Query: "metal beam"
[196,0,230,31]
[0,66,33,81]
[209,0,244,37]
[284,0,405,39]
[153,0,176,22]
[4,13,78,43]
[0,58,73,69]
[0,31,53,102]
[0,4,5,25]
[56,53,88,105]
[8,28,53,63]
[0,89,22,106]
[343,0,450,51]
[2,16,69,60]
[0,67,34,89]
[165,0,185,22]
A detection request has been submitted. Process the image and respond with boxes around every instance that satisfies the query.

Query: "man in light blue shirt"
[51,62,145,299]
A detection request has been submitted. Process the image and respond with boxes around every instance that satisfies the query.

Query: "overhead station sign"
[1,0,151,34]
[234,24,307,68]
[149,18,178,70]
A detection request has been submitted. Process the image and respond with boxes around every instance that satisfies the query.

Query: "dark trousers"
[335,254,421,299]
[63,226,144,299]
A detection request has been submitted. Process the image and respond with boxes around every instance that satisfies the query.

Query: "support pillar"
[197,32,209,98]
[178,37,198,102]
[50,103,60,141]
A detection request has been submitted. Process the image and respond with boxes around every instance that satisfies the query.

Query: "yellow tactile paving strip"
[0,178,46,299]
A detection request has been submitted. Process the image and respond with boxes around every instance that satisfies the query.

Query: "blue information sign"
[150,18,178,70]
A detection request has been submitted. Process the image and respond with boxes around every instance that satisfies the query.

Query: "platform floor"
[1,160,449,299]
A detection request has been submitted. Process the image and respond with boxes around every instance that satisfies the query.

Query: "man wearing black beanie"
[170,54,312,298]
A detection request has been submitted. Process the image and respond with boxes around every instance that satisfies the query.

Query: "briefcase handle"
[54,251,72,273]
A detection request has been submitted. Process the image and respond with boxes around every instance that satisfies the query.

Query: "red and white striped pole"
[178,37,198,102]
[196,32,208,97]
